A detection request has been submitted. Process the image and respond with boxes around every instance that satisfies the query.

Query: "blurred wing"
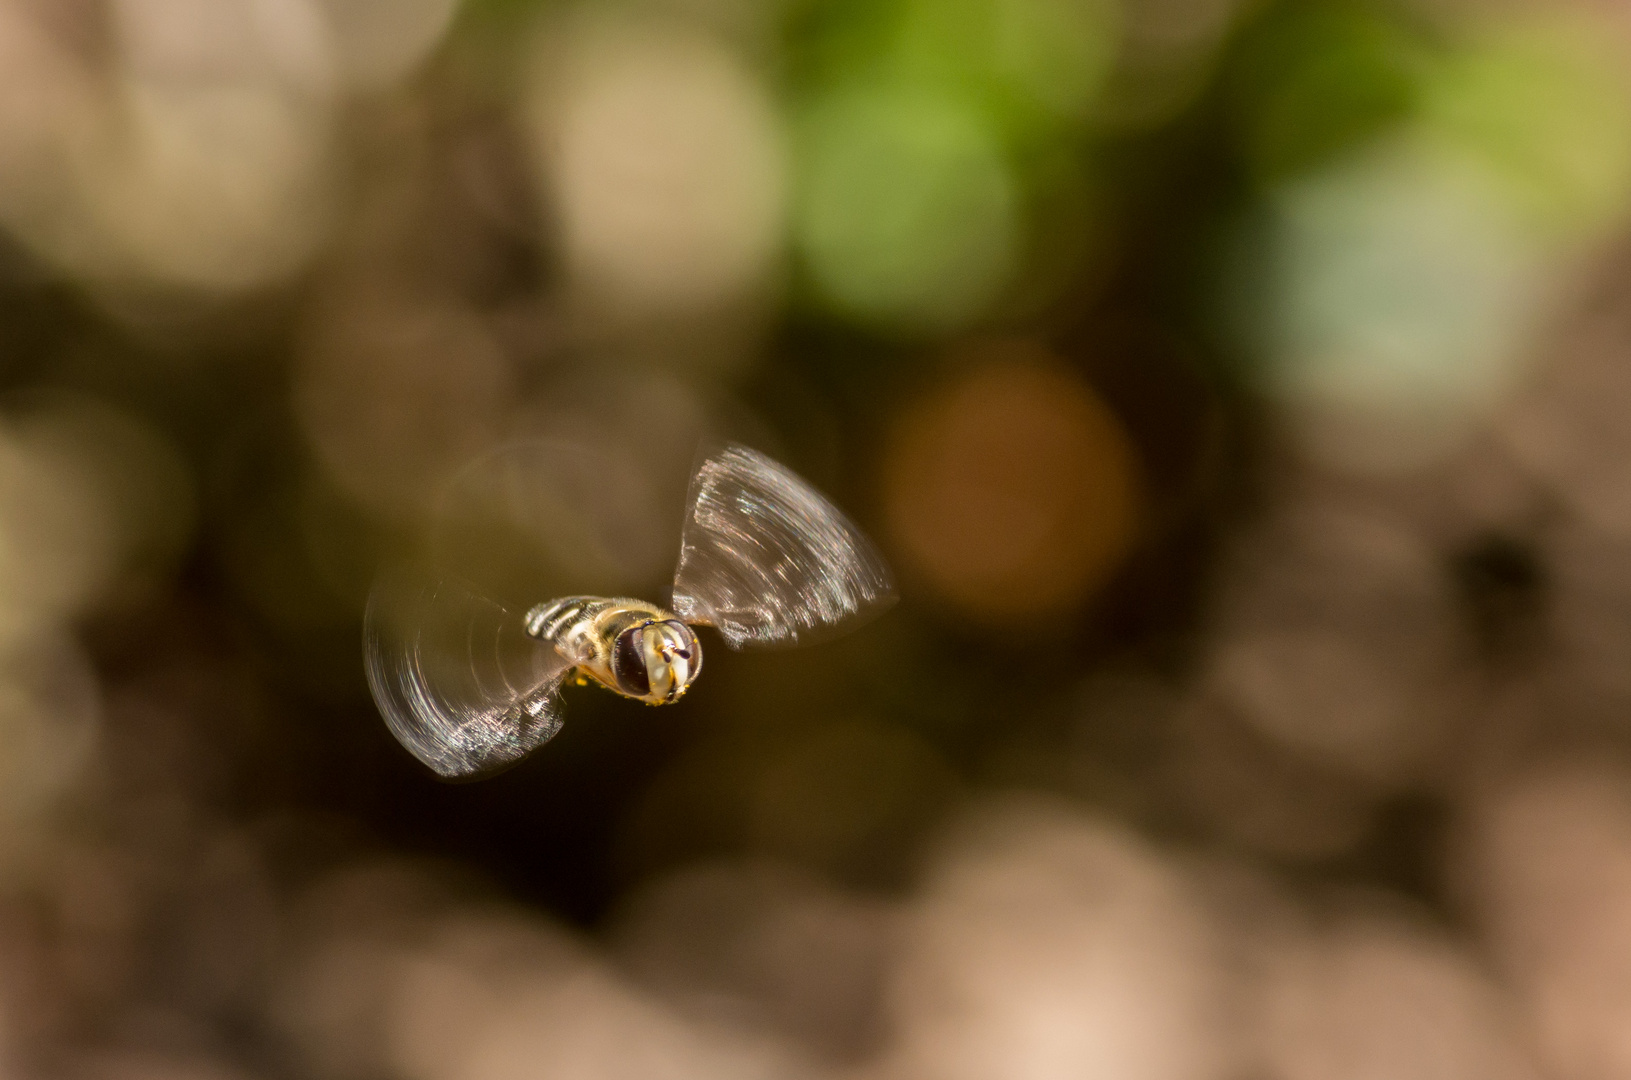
[671,444,896,648]
[364,572,572,780]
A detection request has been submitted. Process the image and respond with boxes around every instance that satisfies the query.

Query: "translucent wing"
[364,571,573,780]
[671,444,896,648]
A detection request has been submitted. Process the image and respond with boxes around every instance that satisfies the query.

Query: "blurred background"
[4,0,1631,1076]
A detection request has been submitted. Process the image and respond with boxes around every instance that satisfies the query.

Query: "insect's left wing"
[671,443,896,648]
[364,571,572,780]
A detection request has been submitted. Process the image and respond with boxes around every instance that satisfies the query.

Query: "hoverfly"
[364,443,896,779]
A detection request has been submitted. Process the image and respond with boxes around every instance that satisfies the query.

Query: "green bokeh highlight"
[1421,18,1631,242]
[893,0,1120,132]
[794,87,1018,330]
[795,0,1119,134]
[1231,4,1432,185]
[787,0,1119,332]
[1255,143,1538,409]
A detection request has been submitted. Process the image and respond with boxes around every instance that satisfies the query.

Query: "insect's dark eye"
[612,625,650,696]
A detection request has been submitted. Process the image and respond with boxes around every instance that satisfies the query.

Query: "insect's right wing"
[671,443,896,648]
[364,571,572,780]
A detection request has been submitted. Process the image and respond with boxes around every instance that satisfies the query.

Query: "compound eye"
[612,625,650,697]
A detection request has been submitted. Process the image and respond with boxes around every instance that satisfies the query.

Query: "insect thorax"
[524,596,700,705]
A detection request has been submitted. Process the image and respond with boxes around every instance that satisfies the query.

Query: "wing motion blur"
[671,443,896,648]
[364,571,572,780]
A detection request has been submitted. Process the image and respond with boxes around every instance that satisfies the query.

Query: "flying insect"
[364,443,896,779]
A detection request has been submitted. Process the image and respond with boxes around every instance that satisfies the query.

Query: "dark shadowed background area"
[0,0,1628,1077]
